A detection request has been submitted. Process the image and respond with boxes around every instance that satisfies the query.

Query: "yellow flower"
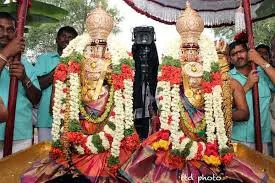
[203,155,221,166]
[152,140,170,151]
[158,139,170,150]
[152,141,160,150]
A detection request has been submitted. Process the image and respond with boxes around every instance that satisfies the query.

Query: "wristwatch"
[262,63,271,71]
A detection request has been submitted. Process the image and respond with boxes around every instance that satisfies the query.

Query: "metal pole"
[243,0,262,152]
[3,0,29,157]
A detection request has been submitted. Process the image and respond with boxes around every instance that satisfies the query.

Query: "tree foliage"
[214,17,275,46]
[26,0,122,52]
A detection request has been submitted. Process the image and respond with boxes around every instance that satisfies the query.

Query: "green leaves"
[214,17,275,45]
[0,0,68,25]
[112,58,134,74]
[124,127,134,137]
[69,119,82,132]
[52,139,62,148]
[24,0,122,52]
[61,52,84,64]
[160,56,181,68]
[108,155,120,167]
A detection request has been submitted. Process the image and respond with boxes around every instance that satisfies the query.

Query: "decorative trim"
[122,0,270,27]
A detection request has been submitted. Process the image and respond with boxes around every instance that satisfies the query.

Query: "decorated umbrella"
[2,0,68,157]
[122,0,275,152]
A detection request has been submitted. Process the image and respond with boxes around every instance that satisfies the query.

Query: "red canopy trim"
[146,0,263,11]
[122,0,272,27]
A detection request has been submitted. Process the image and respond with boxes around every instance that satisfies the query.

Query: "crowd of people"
[0,10,275,160]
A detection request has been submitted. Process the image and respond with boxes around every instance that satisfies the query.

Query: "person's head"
[0,12,16,49]
[229,41,248,68]
[56,26,78,54]
[255,44,271,62]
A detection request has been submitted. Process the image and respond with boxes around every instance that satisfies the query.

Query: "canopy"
[122,0,275,27]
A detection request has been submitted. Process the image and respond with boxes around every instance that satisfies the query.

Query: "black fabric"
[132,42,159,109]
[45,174,91,183]
[134,117,150,140]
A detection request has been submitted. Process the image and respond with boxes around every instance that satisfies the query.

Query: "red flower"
[194,142,203,160]
[222,153,234,164]
[63,88,67,93]
[121,133,140,152]
[112,74,124,90]
[68,61,81,74]
[159,130,170,140]
[211,79,222,87]
[158,65,181,84]
[105,133,114,144]
[234,31,248,43]
[205,141,219,156]
[211,72,221,81]
[201,81,212,93]
[50,147,63,159]
[110,111,116,117]
[54,64,68,82]
[127,51,133,57]
[168,115,172,125]
[166,153,185,169]
[121,64,133,79]
[65,132,83,144]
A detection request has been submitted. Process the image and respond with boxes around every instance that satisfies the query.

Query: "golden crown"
[85,3,114,42]
[176,1,204,45]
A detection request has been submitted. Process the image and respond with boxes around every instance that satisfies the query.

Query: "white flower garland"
[198,35,219,72]
[86,135,99,154]
[204,93,216,143]
[68,73,80,122]
[186,141,198,160]
[75,145,85,155]
[123,80,134,130]
[61,33,92,57]
[110,90,125,157]
[212,86,228,149]
[52,81,67,141]
[169,85,181,150]
[157,81,171,131]
[199,35,228,150]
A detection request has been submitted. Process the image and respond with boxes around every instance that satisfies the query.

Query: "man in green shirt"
[35,26,77,142]
[229,40,275,155]
[0,12,41,157]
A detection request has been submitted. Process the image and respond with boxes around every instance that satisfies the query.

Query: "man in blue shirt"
[229,40,275,155]
[35,26,77,142]
[0,12,41,157]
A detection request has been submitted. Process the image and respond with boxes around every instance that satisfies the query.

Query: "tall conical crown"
[85,3,114,42]
[176,1,204,45]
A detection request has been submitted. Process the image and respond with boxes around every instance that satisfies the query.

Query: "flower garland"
[154,35,233,167]
[52,80,67,142]
[51,33,137,167]
[156,58,204,160]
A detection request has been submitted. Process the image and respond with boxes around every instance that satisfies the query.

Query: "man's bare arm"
[0,98,8,122]
[232,79,250,121]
